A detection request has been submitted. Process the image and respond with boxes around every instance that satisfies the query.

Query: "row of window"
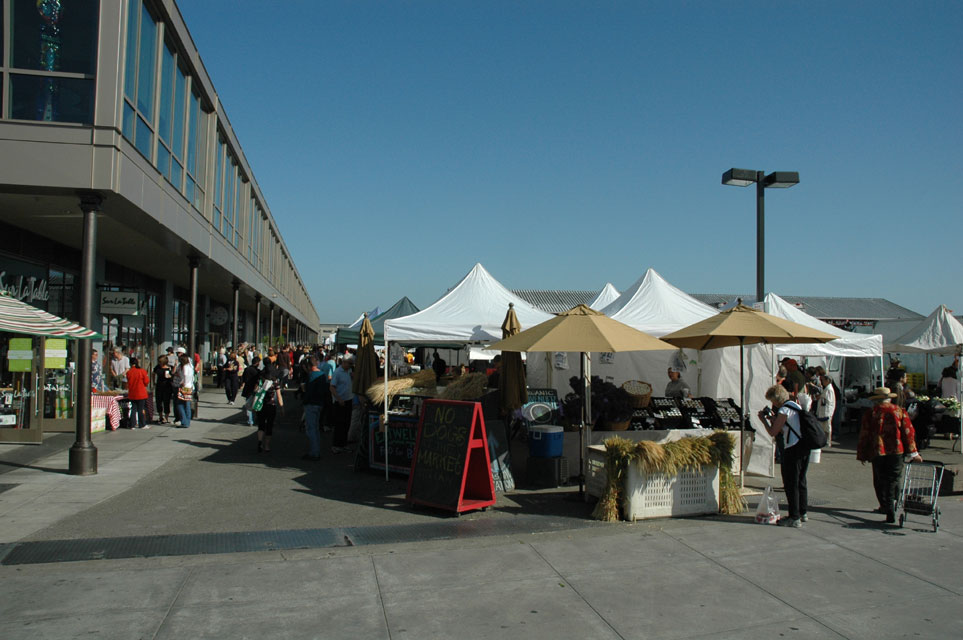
[0,0,313,320]
[120,0,311,315]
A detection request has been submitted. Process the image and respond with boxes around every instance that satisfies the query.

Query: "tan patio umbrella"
[352,313,379,398]
[498,303,527,414]
[489,304,675,495]
[662,304,837,485]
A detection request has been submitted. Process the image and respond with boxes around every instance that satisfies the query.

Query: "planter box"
[586,445,720,521]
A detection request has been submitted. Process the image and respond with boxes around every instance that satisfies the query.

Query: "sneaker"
[142,424,150,430]
[790,519,802,528]
[800,514,808,522]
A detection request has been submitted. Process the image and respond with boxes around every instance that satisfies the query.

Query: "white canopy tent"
[379,264,553,479]
[385,263,553,344]
[764,293,884,359]
[588,283,620,310]
[528,268,775,476]
[885,305,963,355]
[885,305,963,447]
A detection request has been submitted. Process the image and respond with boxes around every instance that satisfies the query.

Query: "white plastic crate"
[587,445,720,521]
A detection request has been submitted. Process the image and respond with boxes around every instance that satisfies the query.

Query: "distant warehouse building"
[0,0,319,361]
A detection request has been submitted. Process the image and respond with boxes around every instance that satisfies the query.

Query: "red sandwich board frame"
[406,399,496,513]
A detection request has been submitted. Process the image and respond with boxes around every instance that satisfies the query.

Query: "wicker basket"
[606,419,631,431]
[622,380,652,408]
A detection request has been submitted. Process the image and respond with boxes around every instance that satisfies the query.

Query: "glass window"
[9,74,94,123]
[12,0,99,75]
[135,3,156,119]
[135,115,152,159]
[158,43,174,145]
[123,0,138,99]
[172,65,187,158]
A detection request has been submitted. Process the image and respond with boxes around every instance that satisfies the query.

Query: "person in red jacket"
[125,357,151,429]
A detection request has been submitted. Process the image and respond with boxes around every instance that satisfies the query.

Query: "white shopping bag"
[754,485,781,524]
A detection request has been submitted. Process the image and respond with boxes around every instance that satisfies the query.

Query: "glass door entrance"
[39,338,76,433]
[0,334,41,444]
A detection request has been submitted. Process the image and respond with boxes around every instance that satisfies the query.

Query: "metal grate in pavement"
[1,514,604,566]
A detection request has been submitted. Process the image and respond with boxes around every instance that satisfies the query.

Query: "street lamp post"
[722,169,800,302]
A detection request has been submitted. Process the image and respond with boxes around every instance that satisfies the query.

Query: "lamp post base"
[68,443,98,476]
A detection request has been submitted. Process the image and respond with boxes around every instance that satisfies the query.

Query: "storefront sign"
[44,339,67,369]
[7,338,33,372]
[100,291,140,315]
[0,271,49,306]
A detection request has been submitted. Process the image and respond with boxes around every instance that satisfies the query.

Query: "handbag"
[252,379,272,412]
[177,386,193,401]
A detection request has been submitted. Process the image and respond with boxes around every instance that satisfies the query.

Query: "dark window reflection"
[10,74,94,123]
[12,0,100,75]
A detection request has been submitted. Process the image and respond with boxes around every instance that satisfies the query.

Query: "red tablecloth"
[91,395,155,430]
[91,395,121,430]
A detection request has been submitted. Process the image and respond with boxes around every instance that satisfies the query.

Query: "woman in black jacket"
[153,354,174,424]
[240,356,262,426]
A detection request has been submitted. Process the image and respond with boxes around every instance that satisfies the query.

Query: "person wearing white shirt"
[172,350,194,427]
[816,373,837,447]
[939,365,960,402]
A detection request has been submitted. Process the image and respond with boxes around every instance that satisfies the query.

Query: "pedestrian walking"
[255,362,283,453]
[329,354,354,453]
[757,384,810,528]
[241,356,261,426]
[172,349,194,427]
[125,357,150,429]
[857,386,922,523]
[301,356,325,461]
[153,354,173,424]
[223,350,240,405]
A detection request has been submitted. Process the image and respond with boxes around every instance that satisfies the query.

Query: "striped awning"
[0,292,101,339]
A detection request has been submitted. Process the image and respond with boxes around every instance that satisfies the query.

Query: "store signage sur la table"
[100,291,140,315]
[0,271,49,306]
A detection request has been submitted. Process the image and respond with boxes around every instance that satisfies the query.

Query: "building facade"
[0,0,319,361]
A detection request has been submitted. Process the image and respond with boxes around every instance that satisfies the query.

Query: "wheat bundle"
[366,369,436,404]
[440,372,487,400]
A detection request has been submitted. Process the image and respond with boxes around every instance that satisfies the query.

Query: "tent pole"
[739,338,746,489]
[384,337,389,481]
[580,351,591,500]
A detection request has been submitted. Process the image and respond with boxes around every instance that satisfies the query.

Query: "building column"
[70,193,101,476]
[188,257,199,416]
[254,294,261,349]
[231,280,240,349]
[269,303,274,349]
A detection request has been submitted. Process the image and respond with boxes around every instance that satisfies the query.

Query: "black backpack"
[783,401,829,451]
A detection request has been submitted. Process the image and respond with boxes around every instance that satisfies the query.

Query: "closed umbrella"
[489,304,675,496]
[352,313,379,397]
[498,303,527,414]
[662,304,837,485]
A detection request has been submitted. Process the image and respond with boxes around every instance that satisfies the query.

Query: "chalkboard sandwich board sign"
[406,399,496,513]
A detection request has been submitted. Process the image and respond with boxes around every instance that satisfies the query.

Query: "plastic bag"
[754,485,781,524]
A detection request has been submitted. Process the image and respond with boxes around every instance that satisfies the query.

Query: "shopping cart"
[896,461,944,532]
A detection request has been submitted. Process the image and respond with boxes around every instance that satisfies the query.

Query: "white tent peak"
[588,282,620,310]
[886,304,963,355]
[764,293,883,357]
[601,268,718,336]
[348,306,381,329]
[384,263,553,343]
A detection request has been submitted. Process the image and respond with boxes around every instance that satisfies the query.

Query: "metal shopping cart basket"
[896,461,945,532]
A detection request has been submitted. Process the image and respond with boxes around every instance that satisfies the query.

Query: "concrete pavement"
[0,388,961,639]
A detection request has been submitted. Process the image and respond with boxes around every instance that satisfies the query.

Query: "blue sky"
[178,1,962,323]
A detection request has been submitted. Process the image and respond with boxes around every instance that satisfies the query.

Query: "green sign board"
[7,337,33,372]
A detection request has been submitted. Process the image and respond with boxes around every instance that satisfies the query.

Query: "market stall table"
[91,394,155,429]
